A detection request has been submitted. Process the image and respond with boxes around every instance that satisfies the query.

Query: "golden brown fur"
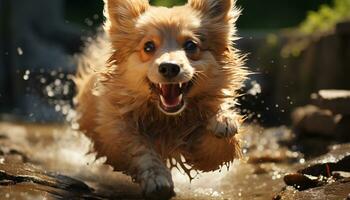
[75,0,247,199]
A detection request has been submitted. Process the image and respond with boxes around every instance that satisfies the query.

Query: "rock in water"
[292,105,338,136]
[0,162,98,199]
[311,90,350,115]
[276,144,350,200]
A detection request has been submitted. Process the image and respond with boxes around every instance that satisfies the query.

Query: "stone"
[275,178,350,200]
[283,173,324,191]
[335,116,350,141]
[311,90,350,115]
[276,144,350,199]
[0,163,98,199]
[292,105,339,136]
[299,144,350,177]
[332,171,350,179]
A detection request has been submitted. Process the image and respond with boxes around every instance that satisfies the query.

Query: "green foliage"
[150,0,186,7]
[299,0,350,34]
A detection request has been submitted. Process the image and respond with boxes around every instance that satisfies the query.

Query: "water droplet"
[85,18,93,26]
[55,105,61,112]
[17,47,23,55]
[247,80,262,96]
[50,70,57,76]
[71,122,80,130]
[46,85,54,97]
[23,70,30,80]
[54,79,61,86]
[40,77,47,84]
[59,73,65,79]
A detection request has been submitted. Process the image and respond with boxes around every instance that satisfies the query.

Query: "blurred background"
[1,0,349,126]
[1,1,350,199]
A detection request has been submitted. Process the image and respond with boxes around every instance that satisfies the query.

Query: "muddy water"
[0,122,300,199]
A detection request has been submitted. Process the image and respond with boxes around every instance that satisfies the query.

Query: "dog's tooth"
[160,95,166,105]
[160,95,164,103]
[179,94,183,100]
[159,83,162,89]
[179,83,182,88]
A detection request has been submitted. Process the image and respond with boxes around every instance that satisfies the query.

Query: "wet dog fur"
[75,0,247,199]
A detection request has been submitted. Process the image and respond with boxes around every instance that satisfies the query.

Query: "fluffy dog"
[75,0,247,199]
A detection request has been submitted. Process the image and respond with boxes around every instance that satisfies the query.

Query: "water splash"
[17,47,24,56]
[247,80,262,96]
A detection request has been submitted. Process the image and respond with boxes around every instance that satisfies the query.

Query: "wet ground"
[0,122,349,200]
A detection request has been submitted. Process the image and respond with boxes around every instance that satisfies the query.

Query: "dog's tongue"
[160,84,182,107]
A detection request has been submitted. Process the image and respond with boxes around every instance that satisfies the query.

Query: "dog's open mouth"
[151,82,192,115]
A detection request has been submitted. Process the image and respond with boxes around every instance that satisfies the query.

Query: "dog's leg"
[93,124,175,200]
[182,128,241,172]
[207,111,241,138]
[135,148,175,200]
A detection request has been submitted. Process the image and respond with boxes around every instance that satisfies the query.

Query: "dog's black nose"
[158,63,180,79]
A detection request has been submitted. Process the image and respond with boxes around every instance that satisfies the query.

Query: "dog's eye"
[144,41,156,53]
[183,40,198,53]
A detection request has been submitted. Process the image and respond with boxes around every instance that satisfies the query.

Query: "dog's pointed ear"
[104,0,150,30]
[188,0,238,20]
[188,0,240,54]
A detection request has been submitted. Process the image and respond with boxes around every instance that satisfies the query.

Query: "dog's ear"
[188,0,240,55]
[104,0,150,30]
[188,0,238,20]
[103,0,150,63]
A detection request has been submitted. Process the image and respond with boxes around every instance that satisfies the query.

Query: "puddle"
[0,122,300,199]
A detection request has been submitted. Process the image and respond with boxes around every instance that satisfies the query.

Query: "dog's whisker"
[195,75,206,82]
[192,75,203,85]
[195,71,209,79]
[192,72,208,85]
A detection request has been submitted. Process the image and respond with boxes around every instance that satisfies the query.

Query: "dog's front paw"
[207,113,239,138]
[139,168,175,200]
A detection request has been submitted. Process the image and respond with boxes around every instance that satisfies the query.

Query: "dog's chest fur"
[132,103,214,157]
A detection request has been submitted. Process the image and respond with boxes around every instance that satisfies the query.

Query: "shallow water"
[0,122,301,199]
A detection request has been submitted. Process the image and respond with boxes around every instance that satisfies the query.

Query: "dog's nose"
[158,62,180,79]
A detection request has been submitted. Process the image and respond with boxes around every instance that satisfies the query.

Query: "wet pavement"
[0,122,349,200]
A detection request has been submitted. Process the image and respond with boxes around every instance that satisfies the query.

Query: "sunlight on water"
[22,124,242,199]
[16,121,291,199]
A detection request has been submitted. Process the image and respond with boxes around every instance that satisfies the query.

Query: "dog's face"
[105,0,241,115]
